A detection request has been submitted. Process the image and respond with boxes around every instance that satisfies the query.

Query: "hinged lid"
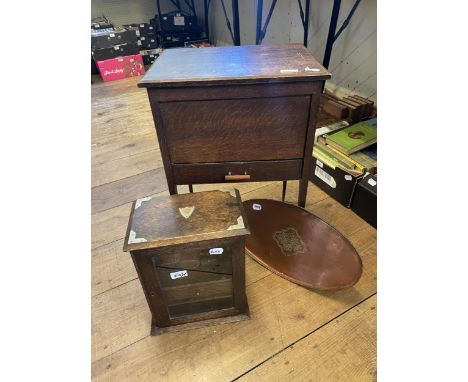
[123,189,250,251]
[138,44,331,88]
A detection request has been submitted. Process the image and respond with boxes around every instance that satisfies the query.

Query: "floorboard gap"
[230,292,377,381]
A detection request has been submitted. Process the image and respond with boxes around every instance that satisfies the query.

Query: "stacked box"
[152,13,198,32]
[138,35,158,49]
[310,157,363,208]
[91,25,145,81]
[92,16,113,30]
[159,32,201,47]
[92,43,140,62]
[140,48,162,66]
[310,118,377,208]
[351,174,377,228]
[96,54,145,82]
[151,11,202,48]
[91,28,138,50]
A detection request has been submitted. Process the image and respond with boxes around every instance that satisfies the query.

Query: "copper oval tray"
[243,199,362,290]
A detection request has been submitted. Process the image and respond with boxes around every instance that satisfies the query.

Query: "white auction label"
[253,203,262,211]
[110,33,115,37]
[344,174,352,181]
[209,248,224,255]
[315,166,336,188]
[170,270,188,280]
[174,16,185,26]
[368,178,377,187]
[316,160,323,168]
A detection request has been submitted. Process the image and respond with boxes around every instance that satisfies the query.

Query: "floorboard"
[92,148,162,188]
[91,168,167,214]
[237,295,377,382]
[91,76,377,381]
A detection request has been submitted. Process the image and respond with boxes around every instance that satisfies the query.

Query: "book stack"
[314,118,377,176]
[310,118,377,207]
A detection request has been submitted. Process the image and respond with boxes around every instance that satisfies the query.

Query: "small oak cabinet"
[123,189,250,334]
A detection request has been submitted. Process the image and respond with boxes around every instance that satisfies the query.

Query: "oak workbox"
[138,44,331,207]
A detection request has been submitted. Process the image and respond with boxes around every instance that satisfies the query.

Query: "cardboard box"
[92,42,140,61]
[96,54,145,82]
[91,29,138,49]
[351,174,377,228]
[309,157,363,208]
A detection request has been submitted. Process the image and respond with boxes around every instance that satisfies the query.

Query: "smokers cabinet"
[123,189,250,334]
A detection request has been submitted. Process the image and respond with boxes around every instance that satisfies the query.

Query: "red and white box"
[96,54,145,82]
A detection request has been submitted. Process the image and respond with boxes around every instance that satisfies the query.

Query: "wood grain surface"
[123,190,249,251]
[91,75,376,381]
[160,96,309,163]
[138,44,331,87]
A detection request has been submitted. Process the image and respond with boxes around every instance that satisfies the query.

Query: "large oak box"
[137,44,331,207]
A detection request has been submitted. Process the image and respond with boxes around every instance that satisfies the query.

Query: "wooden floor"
[91,76,377,382]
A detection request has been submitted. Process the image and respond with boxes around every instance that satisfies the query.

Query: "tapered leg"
[168,181,177,195]
[282,181,287,201]
[298,92,320,207]
[188,184,194,193]
[298,176,308,207]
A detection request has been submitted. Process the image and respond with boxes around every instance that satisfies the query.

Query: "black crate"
[91,29,138,50]
[92,22,113,30]
[152,12,198,32]
[138,22,156,35]
[123,23,156,37]
[141,54,158,65]
[138,35,158,49]
[91,56,99,74]
[159,31,201,48]
[92,42,140,61]
[309,157,363,208]
[140,48,161,65]
[351,174,377,228]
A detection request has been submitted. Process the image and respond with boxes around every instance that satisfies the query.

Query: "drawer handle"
[225,172,251,181]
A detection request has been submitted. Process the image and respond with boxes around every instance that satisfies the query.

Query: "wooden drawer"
[172,159,303,184]
[159,96,310,163]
